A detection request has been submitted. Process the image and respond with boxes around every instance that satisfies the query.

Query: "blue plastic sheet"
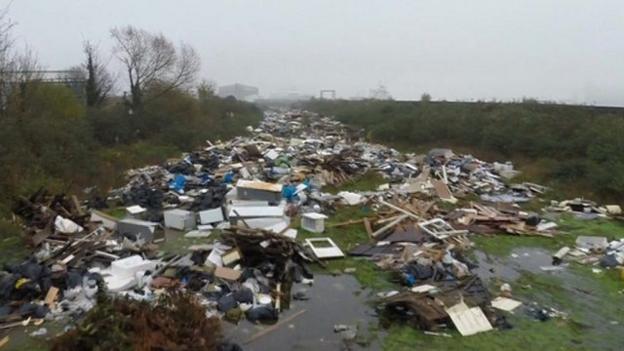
[170,174,187,193]
[198,173,213,186]
[223,171,234,184]
[282,184,297,201]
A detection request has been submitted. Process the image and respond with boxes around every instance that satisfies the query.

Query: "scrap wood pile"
[222,226,316,269]
[342,197,559,336]
[3,108,622,345]
[380,276,505,334]
[298,149,371,186]
[448,202,557,237]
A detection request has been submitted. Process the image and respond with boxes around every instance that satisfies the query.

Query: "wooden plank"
[432,180,457,203]
[214,267,242,281]
[0,336,9,348]
[71,195,84,216]
[445,302,493,336]
[363,217,373,238]
[327,218,366,228]
[374,215,402,225]
[377,200,421,221]
[44,286,59,308]
[371,214,409,239]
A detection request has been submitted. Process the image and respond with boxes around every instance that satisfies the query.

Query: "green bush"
[0,83,263,219]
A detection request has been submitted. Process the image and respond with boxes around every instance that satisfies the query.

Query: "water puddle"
[473,247,556,281]
[473,246,624,350]
[225,274,381,351]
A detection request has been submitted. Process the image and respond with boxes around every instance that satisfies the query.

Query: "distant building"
[217,83,259,101]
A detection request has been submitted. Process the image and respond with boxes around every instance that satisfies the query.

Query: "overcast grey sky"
[3,0,623,105]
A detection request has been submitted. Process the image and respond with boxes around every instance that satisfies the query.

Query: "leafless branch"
[111,25,201,109]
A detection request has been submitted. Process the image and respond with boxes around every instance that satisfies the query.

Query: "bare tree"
[0,5,16,110]
[0,5,15,75]
[0,6,42,112]
[83,41,114,107]
[12,46,41,82]
[110,26,200,111]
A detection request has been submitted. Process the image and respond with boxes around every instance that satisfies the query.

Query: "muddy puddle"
[474,247,624,350]
[224,274,381,351]
[473,247,557,281]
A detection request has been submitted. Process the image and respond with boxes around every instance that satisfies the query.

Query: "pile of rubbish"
[552,235,624,269]
[545,198,622,220]
[342,198,521,336]
[3,109,621,344]
[448,202,557,236]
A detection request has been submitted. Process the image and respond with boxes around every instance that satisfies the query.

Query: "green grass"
[557,215,624,239]
[158,232,215,256]
[102,207,127,219]
[515,266,624,350]
[323,171,387,194]
[567,264,624,304]
[514,271,577,308]
[472,234,563,257]
[0,235,29,266]
[383,317,582,351]
[0,219,29,266]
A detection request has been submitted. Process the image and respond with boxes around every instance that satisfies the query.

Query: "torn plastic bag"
[0,275,18,300]
[18,303,49,319]
[218,342,244,351]
[233,288,253,304]
[218,294,238,312]
[54,215,84,234]
[246,305,279,323]
[66,271,83,289]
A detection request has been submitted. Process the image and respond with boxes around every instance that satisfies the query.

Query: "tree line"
[0,9,262,218]
[303,98,624,202]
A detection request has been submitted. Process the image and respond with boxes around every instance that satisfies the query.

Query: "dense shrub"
[0,83,262,216]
